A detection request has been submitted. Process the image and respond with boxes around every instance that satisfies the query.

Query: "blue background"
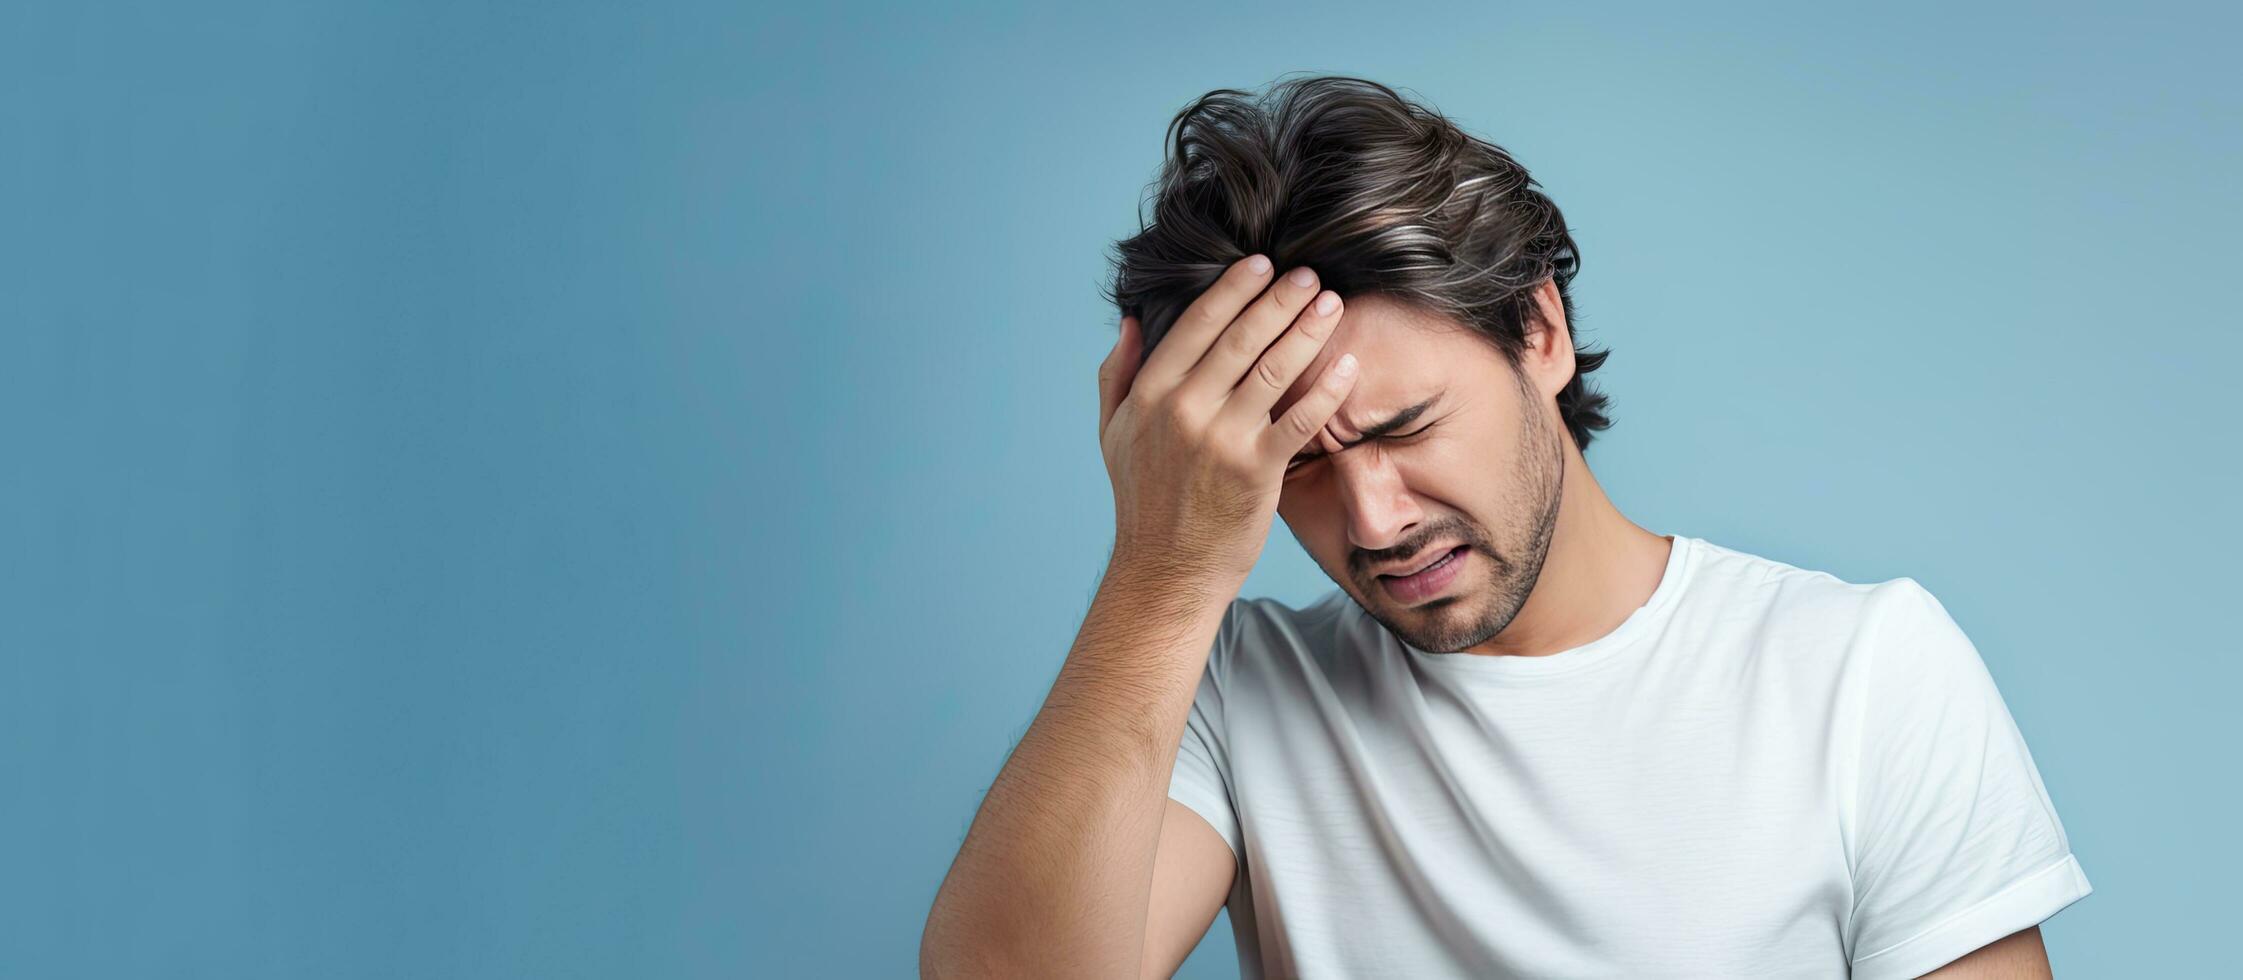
[5,1,2234,976]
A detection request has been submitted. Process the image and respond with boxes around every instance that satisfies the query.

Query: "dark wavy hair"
[1101,73,1615,453]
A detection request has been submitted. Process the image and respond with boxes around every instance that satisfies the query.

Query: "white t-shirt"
[1168,532,2090,979]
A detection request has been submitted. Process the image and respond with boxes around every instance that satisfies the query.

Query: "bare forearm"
[921,560,1233,978]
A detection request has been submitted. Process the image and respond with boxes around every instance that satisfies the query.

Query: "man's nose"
[1332,450,1421,554]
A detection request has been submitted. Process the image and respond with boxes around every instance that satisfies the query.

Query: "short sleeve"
[1167,598,1244,859]
[1845,578,2092,980]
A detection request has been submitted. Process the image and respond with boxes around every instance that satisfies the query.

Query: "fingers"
[1174,264,1329,406]
[1259,351,1358,465]
[1219,288,1344,427]
[1131,254,1275,400]
[1098,315,1143,436]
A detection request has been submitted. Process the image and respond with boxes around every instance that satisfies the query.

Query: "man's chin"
[1364,598,1462,651]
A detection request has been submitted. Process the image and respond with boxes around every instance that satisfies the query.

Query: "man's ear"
[1522,278,1574,388]
[1525,278,1565,352]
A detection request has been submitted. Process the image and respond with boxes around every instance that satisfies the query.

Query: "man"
[921,75,2089,979]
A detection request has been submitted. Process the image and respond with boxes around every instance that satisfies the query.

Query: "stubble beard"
[1375,387,1565,655]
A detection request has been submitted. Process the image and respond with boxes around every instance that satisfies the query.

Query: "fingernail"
[1288,267,1316,287]
[1335,353,1357,376]
[1315,291,1338,315]
[1247,254,1271,275]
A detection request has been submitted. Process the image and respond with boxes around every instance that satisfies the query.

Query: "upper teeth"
[1402,549,1454,576]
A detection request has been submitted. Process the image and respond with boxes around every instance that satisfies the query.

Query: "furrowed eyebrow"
[1290,390,1445,463]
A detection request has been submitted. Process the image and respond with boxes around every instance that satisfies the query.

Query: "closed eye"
[1287,423,1437,470]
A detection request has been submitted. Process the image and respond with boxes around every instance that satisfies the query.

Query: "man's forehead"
[1272,358,1441,430]
[1273,347,1445,427]
[1269,294,1458,421]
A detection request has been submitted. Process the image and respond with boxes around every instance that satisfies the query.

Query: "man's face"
[1269,292,1567,654]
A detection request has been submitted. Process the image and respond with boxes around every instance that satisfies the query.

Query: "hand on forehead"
[1272,311,1369,424]
[1272,301,1445,429]
[1270,300,1477,455]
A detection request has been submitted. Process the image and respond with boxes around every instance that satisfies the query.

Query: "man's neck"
[1462,446,1671,658]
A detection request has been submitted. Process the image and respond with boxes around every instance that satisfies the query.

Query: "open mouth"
[1378,545,1468,604]
[1381,546,1464,579]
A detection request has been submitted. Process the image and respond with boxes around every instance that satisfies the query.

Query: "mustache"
[1357,527,1484,574]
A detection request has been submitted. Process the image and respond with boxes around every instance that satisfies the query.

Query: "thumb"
[1098,314,1143,435]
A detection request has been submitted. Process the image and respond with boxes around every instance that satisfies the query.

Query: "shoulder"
[1678,536,1942,661]
[1210,589,1354,678]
